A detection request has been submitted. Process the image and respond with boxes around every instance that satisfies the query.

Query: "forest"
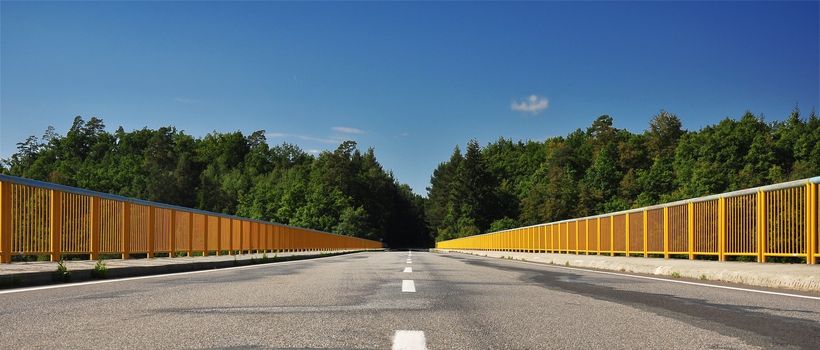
[3,108,819,246]
[1,117,432,248]
[427,109,820,241]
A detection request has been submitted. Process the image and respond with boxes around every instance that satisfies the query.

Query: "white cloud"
[307,149,321,154]
[511,95,549,114]
[332,126,365,134]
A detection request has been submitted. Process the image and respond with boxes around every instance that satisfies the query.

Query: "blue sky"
[1,1,818,196]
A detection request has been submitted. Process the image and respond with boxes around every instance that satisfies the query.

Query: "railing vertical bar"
[1,181,10,263]
[50,190,62,261]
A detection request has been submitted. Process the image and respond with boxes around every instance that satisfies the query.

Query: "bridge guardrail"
[437,177,819,264]
[0,174,382,263]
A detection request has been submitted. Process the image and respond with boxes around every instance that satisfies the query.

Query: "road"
[1,251,818,349]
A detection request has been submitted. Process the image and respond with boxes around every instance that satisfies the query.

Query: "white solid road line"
[406,260,412,264]
[0,253,351,295]
[392,330,427,350]
[402,279,416,292]
[403,267,412,273]
[491,256,820,301]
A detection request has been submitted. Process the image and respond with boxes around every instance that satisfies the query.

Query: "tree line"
[1,117,433,248]
[3,109,818,246]
[427,109,820,241]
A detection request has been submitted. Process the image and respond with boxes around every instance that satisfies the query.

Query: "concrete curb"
[433,249,820,293]
[0,250,369,290]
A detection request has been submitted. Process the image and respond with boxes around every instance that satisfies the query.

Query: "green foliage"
[426,108,820,241]
[92,259,108,279]
[2,117,433,248]
[53,259,71,282]
[488,217,518,232]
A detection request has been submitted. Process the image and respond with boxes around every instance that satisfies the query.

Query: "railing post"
[169,210,176,258]
[146,206,154,258]
[216,217,221,256]
[574,221,579,254]
[585,220,589,255]
[610,216,615,256]
[687,202,695,260]
[188,212,193,257]
[228,219,234,255]
[0,181,9,263]
[625,213,630,256]
[757,191,767,263]
[202,215,209,256]
[122,202,130,260]
[50,190,62,262]
[806,183,816,265]
[239,220,244,254]
[718,197,726,262]
[90,197,101,260]
[663,206,669,259]
[643,209,648,258]
[596,218,601,255]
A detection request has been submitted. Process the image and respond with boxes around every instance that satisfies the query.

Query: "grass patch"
[670,271,681,279]
[91,259,108,279]
[699,274,707,281]
[52,259,71,283]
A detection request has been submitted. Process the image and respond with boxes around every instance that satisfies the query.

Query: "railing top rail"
[450,176,820,240]
[0,174,374,241]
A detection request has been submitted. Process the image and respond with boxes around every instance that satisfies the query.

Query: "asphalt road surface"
[1,251,818,349]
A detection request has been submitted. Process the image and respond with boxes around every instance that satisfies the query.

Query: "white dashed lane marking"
[392,330,426,350]
[401,280,416,292]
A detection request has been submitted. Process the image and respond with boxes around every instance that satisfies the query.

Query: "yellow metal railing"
[0,175,382,263]
[437,177,819,264]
